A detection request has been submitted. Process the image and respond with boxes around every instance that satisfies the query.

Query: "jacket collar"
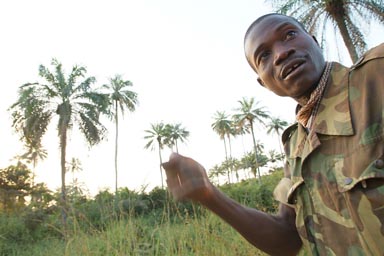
[282,63,354,161]
[304,62,354,136]
[282,62,355,159]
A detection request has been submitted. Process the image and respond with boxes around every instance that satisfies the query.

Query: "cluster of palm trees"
[142,97,288,189]
[143,122,189,188]
[9,59,138,228]
[210,97,288,184]
[208,150,284,185]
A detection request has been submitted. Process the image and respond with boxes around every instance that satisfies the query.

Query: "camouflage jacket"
[274,43,384,256]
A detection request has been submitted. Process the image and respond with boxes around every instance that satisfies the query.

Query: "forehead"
[244,15,304,56]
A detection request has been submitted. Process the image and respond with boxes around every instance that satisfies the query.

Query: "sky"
[1,0,383,196]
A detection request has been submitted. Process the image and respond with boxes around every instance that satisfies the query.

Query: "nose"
[273,43,294,65]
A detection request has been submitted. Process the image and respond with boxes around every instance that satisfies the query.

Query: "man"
[163,13,384,255]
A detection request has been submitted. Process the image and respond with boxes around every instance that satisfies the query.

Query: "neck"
[295,62,333,128]
[294,62,328,106]
[295,91,312,106]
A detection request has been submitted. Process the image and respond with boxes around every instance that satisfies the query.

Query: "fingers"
[167,176,210,202]
[162,153,209,202]
[162,155,181,187]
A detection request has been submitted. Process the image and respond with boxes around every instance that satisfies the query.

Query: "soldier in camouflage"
[162,13,384,255]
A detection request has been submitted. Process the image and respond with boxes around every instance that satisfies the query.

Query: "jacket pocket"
[335,158,384,193]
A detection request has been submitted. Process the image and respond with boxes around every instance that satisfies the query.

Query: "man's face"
[244,15,325,100]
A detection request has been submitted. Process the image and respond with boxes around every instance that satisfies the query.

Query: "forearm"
[200,186,302,256]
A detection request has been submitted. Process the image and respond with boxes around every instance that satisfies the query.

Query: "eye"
[285,30,297,40]
[258,50,271,63]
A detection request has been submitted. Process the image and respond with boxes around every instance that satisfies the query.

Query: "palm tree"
[233,97,269,181]
[272,0,384,62]
[240,151,269,179]
[66,157,86,203]
[9,58,108,229]
[232,115,250,155]
[66,157,83,185]
[208,164,226,185]
[103,74,138,195]
[21,137,47,186]
[144,122,167,189]
[163,123,190,153]
[224,157,240,183]
[267,149,285,170]
[212,111,234,182]
[266,117,289,157]
[239,151,257,179]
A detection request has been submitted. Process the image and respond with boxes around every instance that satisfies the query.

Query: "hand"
[162,153,213,202]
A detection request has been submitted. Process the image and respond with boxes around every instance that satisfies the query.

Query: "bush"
[0,213,33,254]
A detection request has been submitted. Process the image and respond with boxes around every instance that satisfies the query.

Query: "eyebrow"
[276,22,293,33]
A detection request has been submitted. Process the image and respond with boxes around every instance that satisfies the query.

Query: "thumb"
[162,152,181,170]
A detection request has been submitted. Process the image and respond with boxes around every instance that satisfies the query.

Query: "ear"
[257,77,265,87]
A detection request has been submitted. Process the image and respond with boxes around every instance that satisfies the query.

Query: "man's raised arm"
[162,153,302,256]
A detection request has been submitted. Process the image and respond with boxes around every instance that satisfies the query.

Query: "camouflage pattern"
[275,43,384,255]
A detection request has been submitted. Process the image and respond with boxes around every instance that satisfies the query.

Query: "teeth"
[285,63,299,77]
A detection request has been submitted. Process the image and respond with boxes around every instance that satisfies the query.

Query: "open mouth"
[281,61,304,80]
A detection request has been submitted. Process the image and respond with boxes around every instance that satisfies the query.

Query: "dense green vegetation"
[0,165,282,255]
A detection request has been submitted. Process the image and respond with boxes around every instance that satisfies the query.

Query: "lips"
[281,60,305,80]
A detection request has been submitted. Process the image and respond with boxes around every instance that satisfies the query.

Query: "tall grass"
[1,172,284,255]
[4,206,266,256]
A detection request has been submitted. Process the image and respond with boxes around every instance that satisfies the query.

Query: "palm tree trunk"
[276,131,285,166]
[228,135,236,181]
[60,126,68,236]
[223,137,231,183]
[115,100,119,196]
[227,135,232,158]
[277,131,283,156]
[250,122,261,183]
[32,159,36,187]
[333,14,358,62]
[157,138,164,189]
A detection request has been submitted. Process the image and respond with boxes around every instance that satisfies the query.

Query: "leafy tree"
[233,97,269,181]
[144,122,167,189]
[103,74,138,195]
[0,161,32,213]
[29,182,53,209]
[272,0,384,62]
[163,123,190,153]
[9,58,108,229]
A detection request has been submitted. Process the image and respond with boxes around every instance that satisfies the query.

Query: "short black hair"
[244,13,307,43]
[244,13,308,72]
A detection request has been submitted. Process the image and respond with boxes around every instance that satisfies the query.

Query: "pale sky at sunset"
[1,0,383,196]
